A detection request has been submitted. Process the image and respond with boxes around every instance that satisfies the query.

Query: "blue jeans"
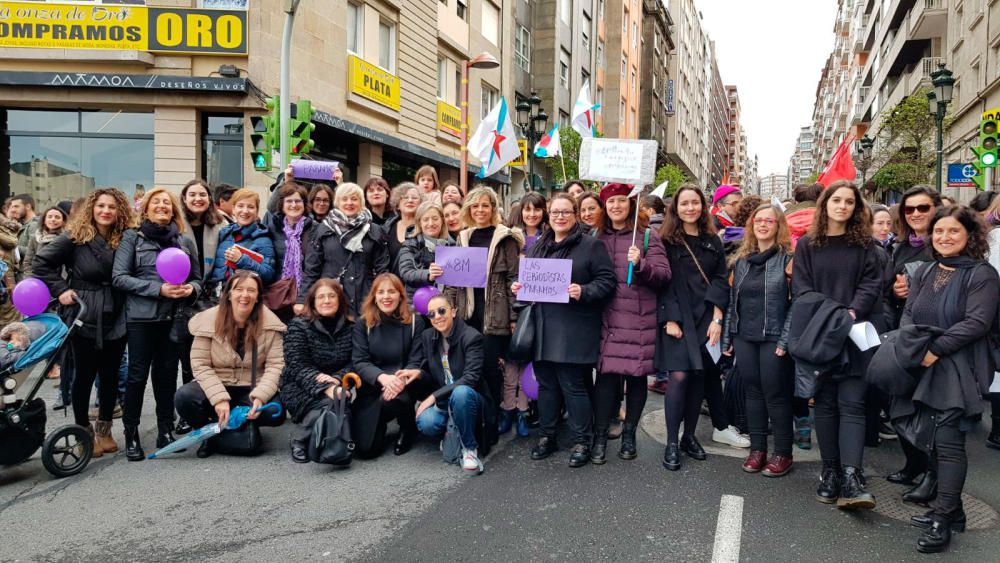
[416,385,481,450]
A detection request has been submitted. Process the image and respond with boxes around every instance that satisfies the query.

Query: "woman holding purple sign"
[397,202,454,302]
[512,193,616,468]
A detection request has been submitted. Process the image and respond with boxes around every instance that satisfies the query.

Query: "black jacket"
[722,248,792,351]
[280,316,354,423]
[264,212,319,277]
[406,318,491,407]
[33,233,126,346]
[868,324,942,397]
[889,241,933,325]
[788,292,854,397]
[111,228,202,323]
[396,234,455,301]
[522,228,617,365]
[298,224,390,315]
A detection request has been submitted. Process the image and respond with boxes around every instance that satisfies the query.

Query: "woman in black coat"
[396,202,454,301]
[792,181,883,509]
[511,193,616,468]
[265,182,318,321]
[896,206,999,553]
[112,188,202,461]
[298,183,389,317]
[656,185,734,472]
[351,273,426,458]
[281,278,355,463]
[33,188,134,458]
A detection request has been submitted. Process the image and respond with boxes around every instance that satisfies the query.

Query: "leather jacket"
[722,248,792,351]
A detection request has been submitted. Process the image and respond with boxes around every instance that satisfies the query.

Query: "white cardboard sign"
[579,138,658,185]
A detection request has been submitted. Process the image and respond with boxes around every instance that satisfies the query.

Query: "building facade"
[707,42,729,188]
[758,173,789,201]
[787,126,815,184]
[638,0,674,168]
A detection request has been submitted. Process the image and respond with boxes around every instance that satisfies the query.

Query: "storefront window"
[202,114,244,188]
[3,109,154,210]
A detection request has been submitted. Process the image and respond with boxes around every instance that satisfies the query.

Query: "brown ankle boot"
[88,424,104,458]
[94,420,118,454]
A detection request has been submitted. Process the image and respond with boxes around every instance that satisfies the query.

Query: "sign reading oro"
[0,1,247,55]
[348,54,400,111]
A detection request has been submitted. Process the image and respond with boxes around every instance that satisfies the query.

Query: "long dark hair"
[895,184,943,240]
[181,179,223,227]
[577,192,604,231]
[215,270,265,351]
[929,205,989,260]
[808,180,871,248]
[660,184,714,244]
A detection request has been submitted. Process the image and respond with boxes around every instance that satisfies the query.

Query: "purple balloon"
[156,248,191,285]
[412,286,441,316]
[520,363,539,401]
[12,277,51,317]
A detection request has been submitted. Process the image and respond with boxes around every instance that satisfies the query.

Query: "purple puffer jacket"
[597,226,671,377]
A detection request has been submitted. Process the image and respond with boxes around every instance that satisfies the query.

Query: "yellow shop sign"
[437,100,461,137]
[511,140,528,167]
[348,54,400,112]
[0,1,247,55]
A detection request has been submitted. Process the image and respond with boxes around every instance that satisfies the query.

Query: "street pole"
[279,0,301,170]
[934,105,945,193]
[459,62,470,195]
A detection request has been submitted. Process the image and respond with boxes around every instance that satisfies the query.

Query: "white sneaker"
[713,425,751,448]
[461,448,484,474]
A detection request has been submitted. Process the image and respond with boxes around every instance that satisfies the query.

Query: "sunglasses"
[426,307,450,319]
[903,204,932,215]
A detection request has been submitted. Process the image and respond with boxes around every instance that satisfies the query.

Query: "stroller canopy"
[13,313,69,372]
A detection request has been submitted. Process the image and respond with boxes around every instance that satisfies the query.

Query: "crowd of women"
[14,164,1000,554]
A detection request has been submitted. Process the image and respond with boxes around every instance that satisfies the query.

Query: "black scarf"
[935,256,982,327]
[746,246,778,266]
[527,224,584,260]
[139,220,180,248]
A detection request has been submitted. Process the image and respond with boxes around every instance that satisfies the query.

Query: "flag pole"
[559,152,568,182]
[626,194,641,286]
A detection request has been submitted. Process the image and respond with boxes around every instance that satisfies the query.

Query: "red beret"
[599,183,633,204]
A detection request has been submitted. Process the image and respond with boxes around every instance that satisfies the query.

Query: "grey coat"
[111,229,203,323]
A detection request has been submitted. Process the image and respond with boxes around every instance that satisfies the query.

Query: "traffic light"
[979,119,998,168]
[249,96,280,171]
[290,100,316,156]
[970,147,986,190]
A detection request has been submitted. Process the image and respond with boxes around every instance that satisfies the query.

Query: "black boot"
[911,509,966,533]
[662,444,681,471]
[568,444,590,468]
[196,439,213,459]
[393,430,413,456]
[888,439,928,484]
[816,462,841,504]
[590,433,608,465]
[174,418,193,435]
[837,466,876,510]
[530,436,558,460]
[903,469,938,505]
[916,517,953,554]
[156,423,183,451]
[619,423,638,460]
[124,425,144,462]
[679,435,706,460]
[290,438,309,463]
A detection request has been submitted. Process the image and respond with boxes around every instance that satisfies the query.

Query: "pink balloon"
[156,248,191,285]
[412,286,441,316]
[12,277,51,317]
[520,363,539,401]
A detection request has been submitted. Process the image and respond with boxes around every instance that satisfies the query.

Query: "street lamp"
[459,52,501,195]
[930,62,955,193]
[515,92,549,191]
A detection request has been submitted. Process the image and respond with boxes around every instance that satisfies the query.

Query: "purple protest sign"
[290,160,339,181]
[435,246,488,288]
[517,257,572,303]
[523,234,539,252]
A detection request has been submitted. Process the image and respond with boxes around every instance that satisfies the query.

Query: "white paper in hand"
[706,341,722,363]
[849,322,881,351]
[990,373,1000,394]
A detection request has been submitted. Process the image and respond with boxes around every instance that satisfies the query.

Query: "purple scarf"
[282,216,305,286]
[908,233,926,248]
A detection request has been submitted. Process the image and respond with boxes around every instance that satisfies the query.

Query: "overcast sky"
[697,0,839,177]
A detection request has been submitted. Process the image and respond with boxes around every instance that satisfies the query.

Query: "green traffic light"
[983,152,998,166]
[255,154,267,168]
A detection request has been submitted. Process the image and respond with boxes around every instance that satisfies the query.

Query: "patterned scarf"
[281,216,305,286]
[908,233,926,248]
[324,208,372,253]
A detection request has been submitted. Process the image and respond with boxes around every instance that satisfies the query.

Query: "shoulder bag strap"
[680,237,711,286]
[251,341,258,389]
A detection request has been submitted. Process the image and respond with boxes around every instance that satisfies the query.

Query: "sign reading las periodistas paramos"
[0,1,248,55]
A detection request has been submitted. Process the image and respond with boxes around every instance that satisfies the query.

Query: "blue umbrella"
[148,402,282,459]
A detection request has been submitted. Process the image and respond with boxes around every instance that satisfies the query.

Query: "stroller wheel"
[41,424,93,478]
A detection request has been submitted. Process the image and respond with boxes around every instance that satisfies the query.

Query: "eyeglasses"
[549,210,576,217]
[753,218,777,226]
[284,199,304,205]
[426,307,449,319]
[903,204,932,215]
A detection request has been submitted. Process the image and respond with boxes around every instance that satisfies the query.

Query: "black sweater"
[280,316,354,422]
[792,235,883,321]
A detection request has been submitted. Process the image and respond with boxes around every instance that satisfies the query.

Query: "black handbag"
[308,392,355,465]
[212,344,264,456]
[508,304,536,362]
[169,289,214,344]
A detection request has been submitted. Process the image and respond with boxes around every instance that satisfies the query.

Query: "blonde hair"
[140,187,185,232]
[66,188,135,249]
[731,204,792,265]
[334,182,364,209]
[412,202,445,237]
[460,186,503,227]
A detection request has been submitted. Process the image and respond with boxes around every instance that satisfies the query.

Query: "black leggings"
[594,373,647,434]
[70,335,127,427]
[931,414,967,519]
[734,337,794,456]
[813,376,867,468]
[664,369,704,445]
[535,361,593,445]
[122,321,180,431]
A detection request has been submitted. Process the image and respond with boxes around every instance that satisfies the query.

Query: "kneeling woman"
[352,273,425,457]
[175,270,287,457]
[281,278,355,463]
[404,294,493,474]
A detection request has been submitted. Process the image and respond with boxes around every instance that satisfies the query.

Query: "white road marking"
[711,494,744,563]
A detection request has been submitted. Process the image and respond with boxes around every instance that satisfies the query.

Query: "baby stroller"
[0,297,91,478]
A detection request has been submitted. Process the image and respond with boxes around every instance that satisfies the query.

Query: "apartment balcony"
[910,0,947,40]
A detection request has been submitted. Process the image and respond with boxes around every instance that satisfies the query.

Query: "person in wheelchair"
[175,270,286,458]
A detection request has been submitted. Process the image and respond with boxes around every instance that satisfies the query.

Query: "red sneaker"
[762,454,793,477]
[742,450,767,473]
[648,380,668,394]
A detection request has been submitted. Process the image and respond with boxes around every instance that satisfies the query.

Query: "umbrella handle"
[626,262,634,286]
[342,372,362,390]
[258,401,283,419]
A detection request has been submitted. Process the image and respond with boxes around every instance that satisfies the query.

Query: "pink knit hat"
[712,184,741,205]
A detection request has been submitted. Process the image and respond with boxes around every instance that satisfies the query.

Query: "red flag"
[817,135,857,188]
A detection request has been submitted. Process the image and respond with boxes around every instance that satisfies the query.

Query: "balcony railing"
[925,0,942,8]
[921,56,944,78]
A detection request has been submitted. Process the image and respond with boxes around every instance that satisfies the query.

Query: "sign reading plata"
[437,100,461,137]
[0,1,248,55]
[348,54,400,112]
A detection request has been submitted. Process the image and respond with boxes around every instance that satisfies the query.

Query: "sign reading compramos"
[0,1,248,55]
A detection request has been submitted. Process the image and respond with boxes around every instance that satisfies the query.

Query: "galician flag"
[571,79,600,138]
[534,125,561,158]
[468,97,521,178]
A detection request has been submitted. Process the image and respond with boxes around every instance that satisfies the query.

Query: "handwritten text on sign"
[578,138,658,184]
[435,246,487,288]
[290,160,339,181]
[517,257,572,303]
